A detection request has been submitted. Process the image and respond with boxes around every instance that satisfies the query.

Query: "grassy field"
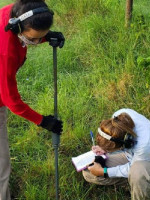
[1,0,150,199]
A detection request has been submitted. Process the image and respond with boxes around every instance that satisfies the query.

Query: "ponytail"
[112,113,136,137]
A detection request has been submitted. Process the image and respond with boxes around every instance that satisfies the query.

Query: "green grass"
[1,0,150,199]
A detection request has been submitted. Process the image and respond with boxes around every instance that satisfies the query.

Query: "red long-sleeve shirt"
[0,4,43,125]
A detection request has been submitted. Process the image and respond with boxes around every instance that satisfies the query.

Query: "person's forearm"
[1,97,43,124]
[0,55,43,125]
[107,162,130,178]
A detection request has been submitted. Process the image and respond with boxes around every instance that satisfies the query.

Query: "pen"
[90,131,95,146]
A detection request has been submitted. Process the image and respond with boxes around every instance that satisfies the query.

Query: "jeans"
[0,107,11,200]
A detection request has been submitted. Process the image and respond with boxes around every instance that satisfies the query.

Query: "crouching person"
[82,108,150,200]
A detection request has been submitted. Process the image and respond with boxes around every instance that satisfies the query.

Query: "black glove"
[89,155,107,167]
[45,31,65,48]
[94,156,107,168]
[39,115,63,135]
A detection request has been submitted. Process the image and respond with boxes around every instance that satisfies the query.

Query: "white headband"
[98,128,111,140]
[19,11,34,21]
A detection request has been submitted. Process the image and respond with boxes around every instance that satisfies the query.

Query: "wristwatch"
[104,167,108,178]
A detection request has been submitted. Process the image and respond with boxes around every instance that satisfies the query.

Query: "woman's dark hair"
[5,0,54,33]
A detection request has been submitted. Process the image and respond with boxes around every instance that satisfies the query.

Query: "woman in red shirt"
[0,0,64,199]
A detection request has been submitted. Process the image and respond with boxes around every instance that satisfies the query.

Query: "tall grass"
[1,0,150,199]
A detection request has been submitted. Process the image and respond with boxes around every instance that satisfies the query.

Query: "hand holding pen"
[90,131,106,155]
[92,146,106,155]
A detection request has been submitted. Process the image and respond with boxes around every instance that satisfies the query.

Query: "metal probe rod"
[52,46,60,200]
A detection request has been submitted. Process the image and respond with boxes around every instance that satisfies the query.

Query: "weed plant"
[0,0,150,199]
